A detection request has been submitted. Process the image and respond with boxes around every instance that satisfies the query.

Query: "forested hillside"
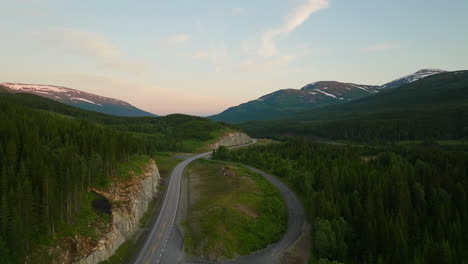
[241,71,468,142]
[0,93,237,152]
[0,94,236,263]
[0,99,157,263]
[213,139,468,264]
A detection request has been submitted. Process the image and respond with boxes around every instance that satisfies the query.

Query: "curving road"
[133,140,306,264]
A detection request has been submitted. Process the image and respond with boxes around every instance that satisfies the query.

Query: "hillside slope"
[0,92,239,152]
[0,82,156,117]
[210,69,446,123]
[210,81,380,123]
[382,68,446,89]
[241,71,468,141]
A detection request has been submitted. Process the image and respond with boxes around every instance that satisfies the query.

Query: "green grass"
[154,152,183,178]
[99,239,135,264]
[116,155,151,180]
[183,159,287,261]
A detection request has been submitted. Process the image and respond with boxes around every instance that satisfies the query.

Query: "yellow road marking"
[152,242,159,252]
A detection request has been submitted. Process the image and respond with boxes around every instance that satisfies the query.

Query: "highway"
[133,139,306,264]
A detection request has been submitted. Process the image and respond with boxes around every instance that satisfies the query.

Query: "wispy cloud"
[365,43,394,52]
[259,0,329,57]
[165,33,191,45]
[191,42,229,72]
[43,28,150,74]
[242,55,296,71]
[192,50,210,59]
[232,8,246,15]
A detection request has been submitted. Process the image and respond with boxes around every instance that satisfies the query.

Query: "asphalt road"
[134,140,306,264]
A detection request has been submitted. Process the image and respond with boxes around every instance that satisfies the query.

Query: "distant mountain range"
[210,69,447,123]
[0,83,156,117]
[241,70,468,141]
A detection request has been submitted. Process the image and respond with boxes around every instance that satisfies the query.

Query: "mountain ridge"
[0,82,157,117]
[240,70,468,141]
[210,68,446,123]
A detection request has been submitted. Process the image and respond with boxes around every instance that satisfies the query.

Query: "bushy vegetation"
[213,139,468,264]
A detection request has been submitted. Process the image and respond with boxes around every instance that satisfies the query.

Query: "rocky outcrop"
[51,159,161,264]
[209,132,252,150]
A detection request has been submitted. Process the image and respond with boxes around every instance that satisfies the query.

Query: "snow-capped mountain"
[0,83,156,117]
[382,69,447,89]
[300,81,381,100]
[210,81,381,123]
[210,69,449,123]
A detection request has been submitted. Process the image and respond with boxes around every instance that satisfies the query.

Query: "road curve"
[134,140,306,264]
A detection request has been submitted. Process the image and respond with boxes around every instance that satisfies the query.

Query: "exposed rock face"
[51,159,161,264]
[209,132,252,150]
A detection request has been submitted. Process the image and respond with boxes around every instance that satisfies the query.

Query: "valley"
[2,1,468,263]
[1,67,467,264]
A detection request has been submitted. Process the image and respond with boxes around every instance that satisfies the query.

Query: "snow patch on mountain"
[71,97,102,106]
[315,89,337,98]
[382,69,446,89]
[351,84,377,93]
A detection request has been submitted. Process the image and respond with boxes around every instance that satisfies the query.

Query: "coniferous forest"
[213,139,468,264]
[0,99,158,262]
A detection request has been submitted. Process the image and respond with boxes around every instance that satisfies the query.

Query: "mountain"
[241,70,468,141]
[382,68,447,89]
[0,82,157,117]
[210,69,447,123]
[210,81,381,123]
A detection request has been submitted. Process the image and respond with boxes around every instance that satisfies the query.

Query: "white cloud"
[165,33,191,45]
[47,28,120,59]
[259,0,329,57]
[365,43,394,51]
[43,28,150,74]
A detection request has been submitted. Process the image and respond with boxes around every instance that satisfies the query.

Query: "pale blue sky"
[1,0,467,115]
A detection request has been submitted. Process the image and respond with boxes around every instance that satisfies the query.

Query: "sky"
[1,0,467,116]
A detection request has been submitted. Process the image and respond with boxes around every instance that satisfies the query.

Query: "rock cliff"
[51,159,161,264]
[209,132,252,150]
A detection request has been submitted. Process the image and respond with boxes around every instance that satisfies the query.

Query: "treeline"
[1,93,237,152]
[241,108,468,143]
[0,100,155,263]
[213,139,468,263]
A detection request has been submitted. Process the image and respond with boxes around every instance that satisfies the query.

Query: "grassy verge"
[183,159,287,261]
[154,152,184,178]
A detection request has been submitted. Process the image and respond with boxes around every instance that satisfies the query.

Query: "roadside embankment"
[51,159,161,264]
[208,132,252,150]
